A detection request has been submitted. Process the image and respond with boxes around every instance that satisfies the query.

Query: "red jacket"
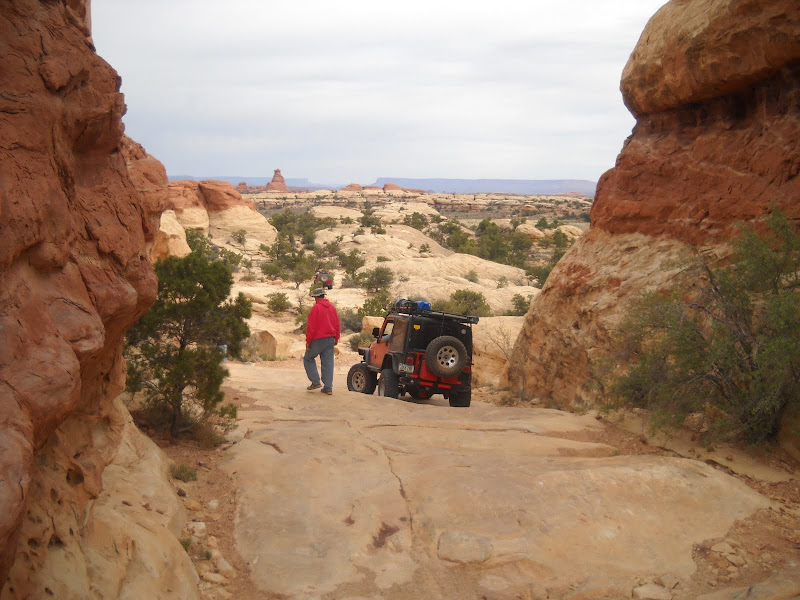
[306,298,340,345]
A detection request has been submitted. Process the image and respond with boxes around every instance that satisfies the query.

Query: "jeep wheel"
[425,336,468,378]
[347,364,376,394]
[449,389,471,407]
[377,368,400,398]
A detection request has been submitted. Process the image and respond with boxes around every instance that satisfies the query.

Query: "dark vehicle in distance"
[347,299,478,407]
[314,270,334,289]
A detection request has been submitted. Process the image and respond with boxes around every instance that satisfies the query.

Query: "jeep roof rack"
[390,299,479,324]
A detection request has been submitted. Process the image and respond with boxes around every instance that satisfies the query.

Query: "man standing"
[304,288,340,395]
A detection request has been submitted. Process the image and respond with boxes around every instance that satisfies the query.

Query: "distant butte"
[265,168,289,192]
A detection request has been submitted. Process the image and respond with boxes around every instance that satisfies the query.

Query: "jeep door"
[368,319,394,370]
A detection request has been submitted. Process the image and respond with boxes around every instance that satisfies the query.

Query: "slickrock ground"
[162,360,800,600]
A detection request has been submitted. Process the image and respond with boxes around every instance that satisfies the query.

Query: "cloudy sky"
[91,1,667,186]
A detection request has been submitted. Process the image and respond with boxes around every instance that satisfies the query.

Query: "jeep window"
[381,320,394,341]
[389,318,408,351]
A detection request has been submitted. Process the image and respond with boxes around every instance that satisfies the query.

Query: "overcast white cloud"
[91,0,667,186]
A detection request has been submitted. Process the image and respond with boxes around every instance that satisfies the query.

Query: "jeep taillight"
[405,355,415,364]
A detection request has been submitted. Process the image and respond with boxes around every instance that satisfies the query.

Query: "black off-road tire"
[347,363,377,394]
[449,389,471,407]
[377,368,400,398]
[425,336,468,378]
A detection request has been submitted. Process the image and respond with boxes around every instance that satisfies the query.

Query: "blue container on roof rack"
[415,301,431,311]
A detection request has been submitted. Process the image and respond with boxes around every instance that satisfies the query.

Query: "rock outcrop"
[266,168,289,192]
[510,0,800,406]
[166,179,278,255]
[0,1,196,595]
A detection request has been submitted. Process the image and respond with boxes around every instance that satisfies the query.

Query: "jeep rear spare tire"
[425,336,468,378]
[347,363,377,394]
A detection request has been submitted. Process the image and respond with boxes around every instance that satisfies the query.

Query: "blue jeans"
[304,337,335,391]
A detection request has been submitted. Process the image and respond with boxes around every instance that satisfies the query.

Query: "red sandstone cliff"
[0,1,195,596]
[509,0,800,406]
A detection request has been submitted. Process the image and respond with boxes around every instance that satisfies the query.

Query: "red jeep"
[347,299,478,407]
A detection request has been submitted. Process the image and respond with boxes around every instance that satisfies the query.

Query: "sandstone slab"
[221,363,769,600]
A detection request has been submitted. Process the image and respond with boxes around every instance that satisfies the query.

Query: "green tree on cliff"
[125,229,251,438]
[601,208,800,443]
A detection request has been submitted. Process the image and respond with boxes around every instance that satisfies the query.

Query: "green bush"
[433,290,492,317]
[170,463,198,482]
[376,256,390,262]
[339,308,363,332]
[124,230,251,437]
[419,243,431,253]
[358,292,391,317]
[267,292,291,313]
[464,270,479,283]
[601,208,800,444]
[361,266,394,293]
[403,212,429,230]
[507,293,532,316]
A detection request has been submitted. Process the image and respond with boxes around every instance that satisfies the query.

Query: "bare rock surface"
[150,210,191,262]
[221,363,769,600]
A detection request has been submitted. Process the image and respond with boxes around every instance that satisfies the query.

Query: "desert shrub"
[338,248,366,275]
[359,208,382,228]
[341,216,354,224]
[358,291,391,318]
[269,209,336,246]
[419,243,431,253]
[403,212,429,230]
[506,293,532,316]
[496,276,508,289]
[536,217,562,230]
[553,230,570,249]
[377,255,390,262]
[526,263,554,287]
[124,230,251,437]
[433,289,492,317]
[349,331,375,351]
[340,274,361,288]
[370,225,386,235]
[170,463,198,482]
[267,292,291,313]
[232,229,247,247]
[361,266,394,293]
[339,308,363,332]
[600,208,800,444]
[464,270,479,283]
[294,304,312,333]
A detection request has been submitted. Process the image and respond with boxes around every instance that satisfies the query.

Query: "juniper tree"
[125,229,251,437]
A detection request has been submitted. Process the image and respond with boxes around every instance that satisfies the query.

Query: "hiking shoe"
[307,383,322,390]
[321,389,333,395]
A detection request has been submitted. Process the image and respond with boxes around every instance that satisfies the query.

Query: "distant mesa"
[265,169,290,192]
[372,178,597,195]
[168,175,597,196]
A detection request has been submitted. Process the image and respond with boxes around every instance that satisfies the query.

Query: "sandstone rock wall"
[0,1,192,595]
[167,179,277,253]
[510,0,800,405]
